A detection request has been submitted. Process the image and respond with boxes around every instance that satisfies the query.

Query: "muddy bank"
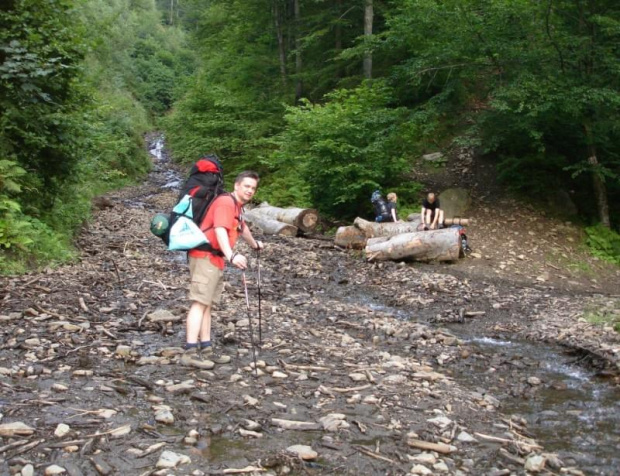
[0,145,618,475]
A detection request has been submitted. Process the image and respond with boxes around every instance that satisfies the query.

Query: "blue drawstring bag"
[167,195,208,251]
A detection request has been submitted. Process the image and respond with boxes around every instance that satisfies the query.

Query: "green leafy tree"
[271,81,411,218]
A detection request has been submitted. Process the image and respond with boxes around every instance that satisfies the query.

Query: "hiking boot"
[201,346,231,364]
[180,348,214,370]
[212,353,231,365]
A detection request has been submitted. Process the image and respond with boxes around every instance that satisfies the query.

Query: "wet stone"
[525,454,546,472]
[410,464,433,475]
[286,444,318,460]
[21,465,34,476]
[156,450,191,469]
[457,431,477,442]
[54,423,70,437]
[44,466,66,475]
[408,453,437,465]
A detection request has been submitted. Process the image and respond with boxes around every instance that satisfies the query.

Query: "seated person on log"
[386,193,401,223]
[421,192,444,230]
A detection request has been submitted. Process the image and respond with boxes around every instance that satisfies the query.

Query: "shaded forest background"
[1,0,619,273]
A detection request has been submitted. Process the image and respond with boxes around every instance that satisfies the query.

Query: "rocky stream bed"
[0,141,619,476]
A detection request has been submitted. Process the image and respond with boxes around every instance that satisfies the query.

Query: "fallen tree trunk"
[251,203,318,233]
[334,226,367,249]
[444,217,470,226]
[407,214,469,226]
[353,217,422,238]
[365,228,462,262]
[243,211,298,236]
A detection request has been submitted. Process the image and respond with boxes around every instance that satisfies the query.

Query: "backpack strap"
[193,193,242,256]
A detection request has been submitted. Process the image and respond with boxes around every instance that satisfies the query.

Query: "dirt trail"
[0,147,618,476]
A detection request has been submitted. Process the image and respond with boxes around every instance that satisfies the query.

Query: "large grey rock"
[439,188,471,219]
[546,190,578,217]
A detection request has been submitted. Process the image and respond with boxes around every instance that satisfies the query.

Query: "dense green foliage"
[270,82,414,217]
[1,0,193,273]
[165,0,620,231]
[3,0,619,271]
[585,225,620,265]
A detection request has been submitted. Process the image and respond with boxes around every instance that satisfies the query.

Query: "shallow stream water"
[451,332,620,476]
[351,293,620,475]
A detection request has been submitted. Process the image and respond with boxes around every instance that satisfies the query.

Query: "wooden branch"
[353,445,397,464]
[406,439,456,454]
[271,419,320,431]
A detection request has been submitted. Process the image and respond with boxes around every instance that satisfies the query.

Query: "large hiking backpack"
[371,190,389,219]
[451,224,472,255]
[150,155,226,253]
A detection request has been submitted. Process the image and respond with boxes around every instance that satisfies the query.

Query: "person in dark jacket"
[421,193,444,230]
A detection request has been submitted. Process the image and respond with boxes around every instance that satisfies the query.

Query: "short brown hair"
[387,193,397,202]
[235,171,260,184]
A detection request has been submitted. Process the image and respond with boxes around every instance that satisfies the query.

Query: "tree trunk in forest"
[335,0,343,77]
[363,0,373,79]
[584,124,610,228]
[243,212,298,236]
[334,226,367,249]
[273,1,287,85]
[250,203,319,233]
[354,217,422,238]
[294,0,303,102]
[365,228,462,262]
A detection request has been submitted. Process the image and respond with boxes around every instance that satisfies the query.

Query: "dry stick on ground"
[473,432,542,452]
[325,384,372,393]
[406,439,455,454]
[6,439,45,459]
[352,445,397,464]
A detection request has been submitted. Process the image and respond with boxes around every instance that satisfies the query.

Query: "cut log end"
[297,209,319,233]
[334,226,367,249]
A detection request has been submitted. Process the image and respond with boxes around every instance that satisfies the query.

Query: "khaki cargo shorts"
[188,257,224,306]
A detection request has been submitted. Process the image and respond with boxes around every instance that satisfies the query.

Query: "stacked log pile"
[244,203,319,236]
[335,216,469,262]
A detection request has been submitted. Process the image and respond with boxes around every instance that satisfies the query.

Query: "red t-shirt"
[188,194,243,270]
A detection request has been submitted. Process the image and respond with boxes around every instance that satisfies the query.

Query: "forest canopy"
[2,0,619,272]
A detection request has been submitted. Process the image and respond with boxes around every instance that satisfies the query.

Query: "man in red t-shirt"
[180,171,263,368]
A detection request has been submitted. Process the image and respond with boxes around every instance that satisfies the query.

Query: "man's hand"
[230,253,248,270]
[253,240,264,250]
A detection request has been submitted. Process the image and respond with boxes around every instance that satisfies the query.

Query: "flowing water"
[348,293,620,475]
[451,333,620,476]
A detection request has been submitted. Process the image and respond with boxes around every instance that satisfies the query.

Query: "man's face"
[234,177,258,204]
[428,195,435,203]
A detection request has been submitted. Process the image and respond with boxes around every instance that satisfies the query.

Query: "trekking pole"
[242,272,259,378]
[256,248,263,344]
